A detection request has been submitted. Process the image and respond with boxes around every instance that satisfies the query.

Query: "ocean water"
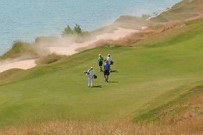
[0,0,181,55]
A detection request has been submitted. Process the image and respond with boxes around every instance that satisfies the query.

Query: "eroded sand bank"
[0,27,141,73]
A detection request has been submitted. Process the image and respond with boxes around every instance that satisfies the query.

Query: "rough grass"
[0,42,38,60]
[0,121,202,135]
[36,54,66,65]
[151,0,203,22]
[0,69,25,85]
[104,21,186,46]
[134,83,203,123]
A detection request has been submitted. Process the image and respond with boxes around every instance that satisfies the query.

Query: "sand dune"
[46,27,138,55]
[0,27,140,73]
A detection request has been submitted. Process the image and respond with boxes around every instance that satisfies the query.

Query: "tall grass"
[0,42,38,60]
[0,121,202,135]
[36,53,65,65]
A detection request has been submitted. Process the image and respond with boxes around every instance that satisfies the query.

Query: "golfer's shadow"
[92,85,102,88]
[107,81,119,83]
[110,70,118,73]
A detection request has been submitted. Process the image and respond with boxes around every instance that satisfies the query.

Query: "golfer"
[86,67,95,87]
[106,54,113,65]
[103,60,110,82]
[98,54,104,72]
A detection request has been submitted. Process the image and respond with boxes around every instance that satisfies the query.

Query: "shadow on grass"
[110,70,118,73]
[92,85,102,88]
[107,81,119,84]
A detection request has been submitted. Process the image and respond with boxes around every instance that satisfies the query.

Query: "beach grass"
[0,42,38,60]
[151,0,203,22]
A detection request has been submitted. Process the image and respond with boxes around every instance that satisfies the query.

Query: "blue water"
[0,0,181,55]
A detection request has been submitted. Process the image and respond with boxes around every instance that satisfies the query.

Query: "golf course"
[0,0,202,134]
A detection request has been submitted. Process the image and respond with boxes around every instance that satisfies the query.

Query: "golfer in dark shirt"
[103,60,110,82]
[98,54,104,72]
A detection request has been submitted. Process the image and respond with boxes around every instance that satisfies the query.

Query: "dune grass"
[35,54,66,65]
[0,18,202,128]
[0,42,38,60]
[151,0,203,22]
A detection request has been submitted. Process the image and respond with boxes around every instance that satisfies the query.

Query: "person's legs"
[105,75,108,82]
[99,62,103,72]
[106,70,110,82]
[104,70,107,82]
[88,77,91,87]
[90,77,94,87]
[100,66,103,72]
[105,75,107,82]
[88,77,94,87]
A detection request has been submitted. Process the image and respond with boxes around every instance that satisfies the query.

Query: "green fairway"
[0,18,203,127]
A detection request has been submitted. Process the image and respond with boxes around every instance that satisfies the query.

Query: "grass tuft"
[36,54,65,65]
[0,42,38,60]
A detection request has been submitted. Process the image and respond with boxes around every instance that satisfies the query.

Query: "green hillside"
[0,42,39,60]
[151,0,203,22]
[0,18,202,128]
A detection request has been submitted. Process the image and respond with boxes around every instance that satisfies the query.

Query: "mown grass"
[0,18,202,130]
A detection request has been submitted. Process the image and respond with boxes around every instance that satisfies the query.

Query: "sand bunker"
[0,59,37,73]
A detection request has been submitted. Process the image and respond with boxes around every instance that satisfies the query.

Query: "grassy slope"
[134,82,203,123]
[0,18,202,127]
[151,0,203,22]
[0,42,38,60]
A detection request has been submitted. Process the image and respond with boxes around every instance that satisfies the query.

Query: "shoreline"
[0,1,183,56]
[0,0,190,73]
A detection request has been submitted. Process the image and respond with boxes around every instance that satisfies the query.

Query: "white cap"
[90,67,93,69]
